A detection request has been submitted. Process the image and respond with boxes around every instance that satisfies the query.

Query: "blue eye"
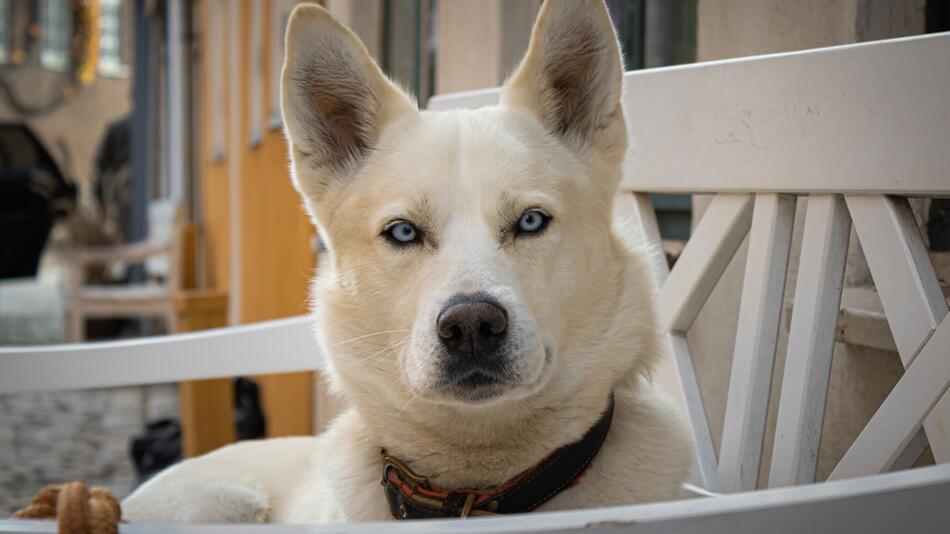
[385,221,419,244]
[516,210,550,235]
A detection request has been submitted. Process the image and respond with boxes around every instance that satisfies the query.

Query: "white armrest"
[0,316,319,394]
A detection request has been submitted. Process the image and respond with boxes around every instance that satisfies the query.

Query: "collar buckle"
[382,450,429,489]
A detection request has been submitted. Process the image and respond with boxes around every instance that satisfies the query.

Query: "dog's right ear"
[501,0,625,164]
[281,4,417,203]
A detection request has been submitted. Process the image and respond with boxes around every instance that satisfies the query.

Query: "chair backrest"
[430,32,950,493]
[2,31,947,502]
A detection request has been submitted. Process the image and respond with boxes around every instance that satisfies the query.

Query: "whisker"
[397,393,420,416]
[334,329,411,346]
[345,336,409,366]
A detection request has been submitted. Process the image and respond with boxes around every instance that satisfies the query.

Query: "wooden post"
[176,290,234,457]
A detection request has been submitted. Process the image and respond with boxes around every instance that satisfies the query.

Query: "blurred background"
[0,0,947,514]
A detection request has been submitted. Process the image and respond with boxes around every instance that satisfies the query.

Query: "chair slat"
[847,196,948,363]
[830,317,950,479]
[890,428,931,471]
[719,194,796,492]
[768,195,850,488]
[672,333,720,490]
[659,194,754,332]
[615,192,719,489]
[847,195,950,462]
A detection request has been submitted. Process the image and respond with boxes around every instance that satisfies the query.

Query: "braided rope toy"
[13,481,121,534]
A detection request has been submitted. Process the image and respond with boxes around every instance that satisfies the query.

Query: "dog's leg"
[123,481,270,524]
[121,437,319,523]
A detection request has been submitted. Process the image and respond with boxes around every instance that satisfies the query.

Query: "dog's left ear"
[501,0,625,161]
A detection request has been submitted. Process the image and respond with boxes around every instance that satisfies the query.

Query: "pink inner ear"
[541,24,611,139]
[289,39,378,173]
[502,2,623,148]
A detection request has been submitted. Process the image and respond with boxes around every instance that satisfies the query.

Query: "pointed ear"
[501,0,625,156]
[281,4,416,201]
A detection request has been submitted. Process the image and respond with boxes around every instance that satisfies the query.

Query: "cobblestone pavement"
[1,274,181,513]
[0,384,179,515]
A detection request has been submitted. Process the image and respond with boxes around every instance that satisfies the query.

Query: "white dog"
[122,0,694,523]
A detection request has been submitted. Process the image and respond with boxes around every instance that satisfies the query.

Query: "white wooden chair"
[65,200,183,341]
[2,32,950,533]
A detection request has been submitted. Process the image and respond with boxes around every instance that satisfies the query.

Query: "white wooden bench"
[2,31,949,533]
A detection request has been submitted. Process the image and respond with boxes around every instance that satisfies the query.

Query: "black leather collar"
[381,396,614,519]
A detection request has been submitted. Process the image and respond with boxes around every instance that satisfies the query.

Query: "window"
[41,0,71,71]
[99,0,126,76]
[609,0,697,241]
[268,0,297,129]
[248,0,263,146]
[207,0,226,160]
[380,0,436,107]
[0,0,9,63]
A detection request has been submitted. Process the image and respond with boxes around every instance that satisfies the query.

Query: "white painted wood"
[3,464,950,533]
[430,33,950,195]
[847,195,950,462]
[835,287,899,353]
[769,195,850,488]
[427,86,498,111]
[890,428,930,471]
[672,333,720,491]
[659,194,753,332]
[830,316,950,480]
[928,389,950,463]
[0,316,319,394]
[846,196,948,363]
[718,194,796,492]
[247,0,264,146]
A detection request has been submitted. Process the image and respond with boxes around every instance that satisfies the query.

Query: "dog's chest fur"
[278,383,692,523]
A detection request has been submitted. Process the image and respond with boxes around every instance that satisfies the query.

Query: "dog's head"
[282,1,657,419]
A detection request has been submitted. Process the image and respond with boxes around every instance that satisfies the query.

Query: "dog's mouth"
[444,370,509,402]
[456,370,501,389]
[433,346,554,405]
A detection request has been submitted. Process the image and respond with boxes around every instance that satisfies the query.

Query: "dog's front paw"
[122,482,270,524]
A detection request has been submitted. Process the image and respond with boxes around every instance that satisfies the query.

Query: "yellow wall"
[198,0,318,437]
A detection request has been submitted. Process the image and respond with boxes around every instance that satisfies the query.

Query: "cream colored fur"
[122,0,695,524]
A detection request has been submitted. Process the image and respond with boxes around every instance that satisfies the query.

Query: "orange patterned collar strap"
[381,395,614,519]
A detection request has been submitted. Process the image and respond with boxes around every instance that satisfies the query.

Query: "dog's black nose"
[437,296,508,357]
